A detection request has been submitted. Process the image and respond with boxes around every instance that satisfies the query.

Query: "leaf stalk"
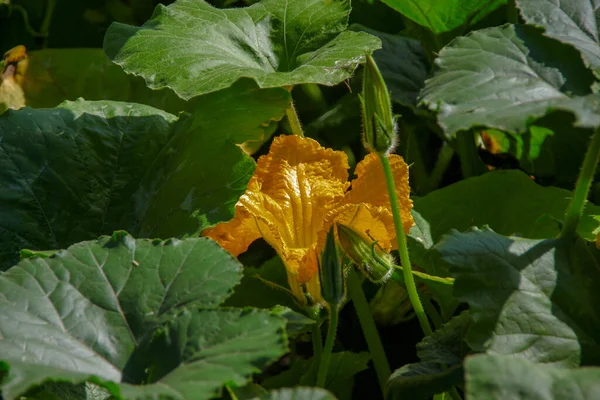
[561,126,600,238]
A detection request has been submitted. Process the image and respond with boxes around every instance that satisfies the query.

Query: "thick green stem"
[379,154,433,336]
[312,322,323,360]
[347,269,391,394]
[316,306,339,388]
[562,127,600,238]
[285,101,305,138]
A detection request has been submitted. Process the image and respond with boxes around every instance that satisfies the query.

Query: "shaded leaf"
[419,24,598,137]
[417,311,471,365]
[0,100,176,270]
[386,364,463,400]
[134,80,290,237]
[21,49,188,113]
[466,354,600,400]
[436,228,600,367]
[351,25,430,107]
[386,313,470,400]
[104,0,381,99]
[0,85,288,269]
[413,170,600,242]
[381,0,507,34]
[264,352,370,400]
[517,0,600,69]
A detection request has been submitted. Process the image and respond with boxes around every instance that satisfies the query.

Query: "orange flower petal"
[237,135,350,284]
[202,207,261,257]
[344,153,414,234]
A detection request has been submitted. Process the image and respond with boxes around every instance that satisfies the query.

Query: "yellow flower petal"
[344,152,414,234]
[237,135,349,285]
[202,207,262,257]
[318,203,395,254]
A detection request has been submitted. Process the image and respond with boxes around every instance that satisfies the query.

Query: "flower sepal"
[337,223,394,284]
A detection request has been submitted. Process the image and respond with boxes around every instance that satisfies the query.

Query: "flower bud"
[361,53,397,155]
[336,223,394,284]
[319,226,346,307]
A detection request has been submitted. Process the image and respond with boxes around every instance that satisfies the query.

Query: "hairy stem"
[379,153,433,336]
[286,101,305,138]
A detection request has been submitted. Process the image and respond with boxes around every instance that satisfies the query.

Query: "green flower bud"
[360,53,397,155]
[336,223,394,284]
[319,226,346,307]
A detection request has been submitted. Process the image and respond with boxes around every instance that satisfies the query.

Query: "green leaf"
[417,311,471,365]
[260,387,338,400]
[0,233,288,400]
[0,100,176,270]
[134,80,290,237]
[479,112,595,186]
[419,24,598,137]
[386,313,470,400]
[466,354,600,400]
[264,352,370,400]
[351,25,430,108]
[436,228,600,367]
[104,0,381,99]
[118,308,287,400]
[413,170,600,242]
[381,0,507,35]
[516,0,600,69]
[386,364,463,400]
[21,49,189,113]
[0,85,288,269]
[224,256,300,312]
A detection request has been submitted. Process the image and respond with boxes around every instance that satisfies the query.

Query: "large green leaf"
[0,85,288,269]
[104,0,381,99]
[419,24,599,137]
[0,232,288,400]
[466,354,600,400]
[22,49,188,113]
[413,170,600,242]
[263,352,370,400]
[436,228,600,367]
[260,388,338,400]
[381,0,507,35]
[0,100,176,270]
[386,312,470,400]
[352,25,429,107]
[133,80,290,237]
[516,0,600,69]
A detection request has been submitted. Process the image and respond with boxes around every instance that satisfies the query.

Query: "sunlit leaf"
[420,24,599,137]
[104,0,381,99]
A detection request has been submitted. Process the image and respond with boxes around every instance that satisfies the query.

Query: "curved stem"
[285,101,304,138]
[561,127,600,239]
[347,269,391,395]
[379,153,433,336]
[316,306,339,388]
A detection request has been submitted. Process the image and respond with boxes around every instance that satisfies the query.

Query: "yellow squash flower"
[203,135,414,304]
